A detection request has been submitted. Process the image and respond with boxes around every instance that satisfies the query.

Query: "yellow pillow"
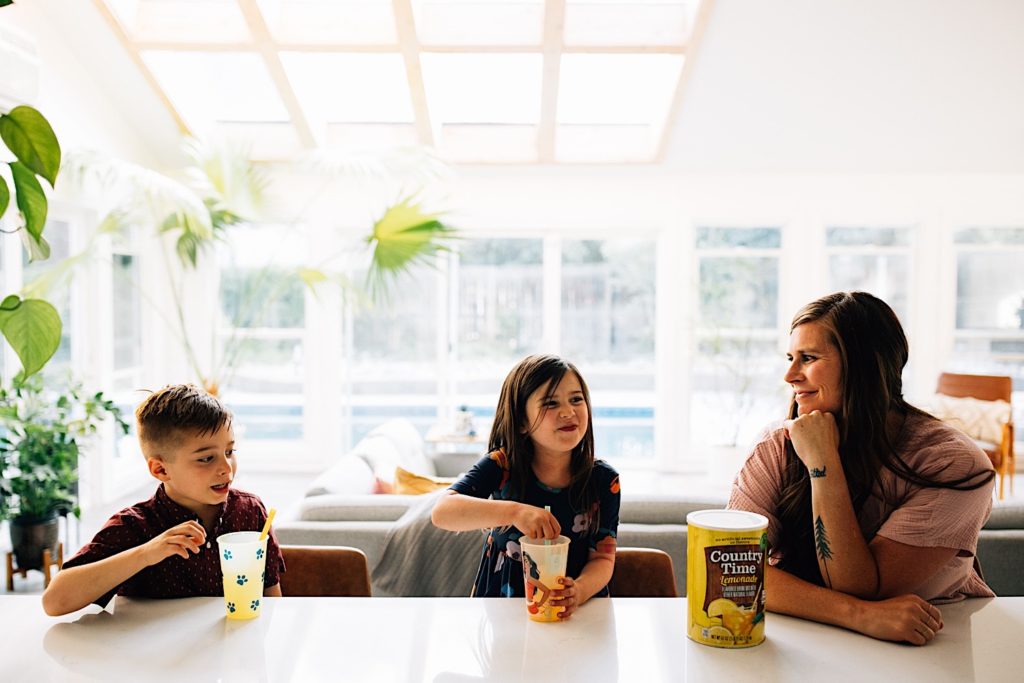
[394,466,455,495]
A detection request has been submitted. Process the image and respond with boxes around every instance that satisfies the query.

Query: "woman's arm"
[788,411,959,598]
[552,538,616,619]
[431,491,560,539]
[765,565,944,646]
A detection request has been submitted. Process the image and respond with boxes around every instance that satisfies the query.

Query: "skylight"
[98,0,709,163]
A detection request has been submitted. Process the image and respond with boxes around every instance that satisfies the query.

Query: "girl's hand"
[140,521,206,566]
[852,594,943,646]
[552,576,580,619]
[783,410,840,470]
[512,503,560,540]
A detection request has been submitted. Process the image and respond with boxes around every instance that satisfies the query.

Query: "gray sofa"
[277,485,1024,598]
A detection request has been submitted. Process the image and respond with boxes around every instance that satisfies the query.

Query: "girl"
[432,354,620,619]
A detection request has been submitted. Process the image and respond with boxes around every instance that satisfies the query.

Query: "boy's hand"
[512,503,560,540]
[140,521,206,566]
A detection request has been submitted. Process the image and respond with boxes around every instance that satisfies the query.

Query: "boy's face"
[148,422,237,513]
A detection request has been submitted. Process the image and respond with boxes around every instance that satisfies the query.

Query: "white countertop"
[0,595,1017,682]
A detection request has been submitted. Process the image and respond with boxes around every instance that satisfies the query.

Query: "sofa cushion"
[299,494,419,522]
[369,418,434,476]
[985,502,1024,530]
[927,394,1011,444]
[393,466,454,495]
[305,456,376,497]
[619,494,729,525]
[351,435,406,481]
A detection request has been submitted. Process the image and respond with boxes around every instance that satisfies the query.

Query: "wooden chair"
[279,546,372,597]
[936,372,1015,500]
[608,548,678,597]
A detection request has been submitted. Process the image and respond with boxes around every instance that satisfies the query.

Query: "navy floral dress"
[450,450,621,598]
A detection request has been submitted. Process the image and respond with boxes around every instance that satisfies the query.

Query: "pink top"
[728,411,995,603]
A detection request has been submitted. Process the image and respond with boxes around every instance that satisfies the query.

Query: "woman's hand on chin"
[783,410,840,470]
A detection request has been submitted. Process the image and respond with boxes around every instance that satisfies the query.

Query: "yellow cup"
[217,531,269,620]
[520,536,570,622]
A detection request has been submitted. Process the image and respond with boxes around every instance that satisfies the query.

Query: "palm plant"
[53,138,456,393]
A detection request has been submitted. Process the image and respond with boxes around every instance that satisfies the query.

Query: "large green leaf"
[0,106,61,186]
[18,228,50,262]
[0,1,13,9]
[0,295,62,382]
[366,198,456,296]
[0,175,8,217]
[10,161,47,245]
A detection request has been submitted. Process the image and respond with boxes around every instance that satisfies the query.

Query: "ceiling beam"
[392,0,434,147]
[90,0,190,135]
[236,0,318,149]
[656,0,716,163]
[131,41,686,55]
[538,0,566,163]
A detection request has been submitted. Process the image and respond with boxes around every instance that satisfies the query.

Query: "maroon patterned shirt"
[63,484,285,607]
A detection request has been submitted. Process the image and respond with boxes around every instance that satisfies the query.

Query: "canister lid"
[687,509,768,531]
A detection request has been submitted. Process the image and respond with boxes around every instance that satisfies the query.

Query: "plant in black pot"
[0,376,129,572]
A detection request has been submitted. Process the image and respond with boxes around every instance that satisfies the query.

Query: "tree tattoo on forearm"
[814,515,833,587]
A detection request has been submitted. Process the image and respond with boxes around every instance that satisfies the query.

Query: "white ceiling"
[13,0,1024,174]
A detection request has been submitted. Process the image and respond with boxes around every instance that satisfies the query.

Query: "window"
[111,225,143,390]
[217,225,306,443]
[23,219,73,377]
[692,227,786,449]
[826,227,912,323]
[562,238,656,459]
[951,228,1024,422]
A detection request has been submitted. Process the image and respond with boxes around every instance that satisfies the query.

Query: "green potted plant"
[0,376,128,571]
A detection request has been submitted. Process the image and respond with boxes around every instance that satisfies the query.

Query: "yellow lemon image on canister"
[686,509,768,648]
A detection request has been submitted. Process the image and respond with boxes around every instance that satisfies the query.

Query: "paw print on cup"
[250,599,260,611]
[256,548,264,560]
[223,549,233,561]
[227,602,236,613]
[236,574,248,586]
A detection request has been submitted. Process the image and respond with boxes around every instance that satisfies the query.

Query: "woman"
[728,292,995,646]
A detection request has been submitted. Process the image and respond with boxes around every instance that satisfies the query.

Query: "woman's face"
[784,321,844,416]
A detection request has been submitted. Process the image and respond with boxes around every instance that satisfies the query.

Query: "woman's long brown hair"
[488,354,599,532]
[773,292,994,585]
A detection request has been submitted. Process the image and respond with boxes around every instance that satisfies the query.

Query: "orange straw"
[259,508,276,541]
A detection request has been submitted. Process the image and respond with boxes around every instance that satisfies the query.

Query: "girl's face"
[523,372,588,460]
[784,321,844,416]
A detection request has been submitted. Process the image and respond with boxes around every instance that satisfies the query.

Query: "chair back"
[279,545,372,597]
[608,548,677,597]
[936,372,1012,403]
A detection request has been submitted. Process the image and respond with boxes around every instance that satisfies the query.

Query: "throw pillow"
[927,394,1011,444]
[393,466,455,495]
[368,419,435,476]
[305,456,376,496]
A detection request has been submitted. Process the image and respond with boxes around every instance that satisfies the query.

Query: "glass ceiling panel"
[280,53,414,123]
[421,53,542,124]
[555,124,654,163]
[557,53,684,125]
[142,51,290,133]
[563,1,691,46]
[413,0,544,46]
[256,0,397,45]
[325,123,419,152]
[440,124,538,163]
[106,0,252,43]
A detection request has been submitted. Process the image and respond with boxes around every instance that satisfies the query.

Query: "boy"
[42,384,284,616]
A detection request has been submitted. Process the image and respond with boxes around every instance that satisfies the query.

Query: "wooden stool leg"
[57,542,63,568]
[5,552,13,592]
[42,549,52,588]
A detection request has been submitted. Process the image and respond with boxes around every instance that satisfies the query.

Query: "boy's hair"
[135,384,232,459]
[488,354,598,531]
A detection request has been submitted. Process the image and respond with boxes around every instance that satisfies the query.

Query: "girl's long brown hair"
[488,354,598,531]
[774,292,994,585]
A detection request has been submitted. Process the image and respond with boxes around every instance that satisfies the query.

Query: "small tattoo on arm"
[814,515,833,587]
[809,466,827,478]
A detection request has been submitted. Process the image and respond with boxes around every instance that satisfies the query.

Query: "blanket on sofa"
[372,490,485,597]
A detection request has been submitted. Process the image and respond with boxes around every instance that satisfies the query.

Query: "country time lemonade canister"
[686,509,768,648]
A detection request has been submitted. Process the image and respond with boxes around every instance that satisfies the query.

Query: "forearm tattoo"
[814,515,833,587]
[809,465,827,478]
